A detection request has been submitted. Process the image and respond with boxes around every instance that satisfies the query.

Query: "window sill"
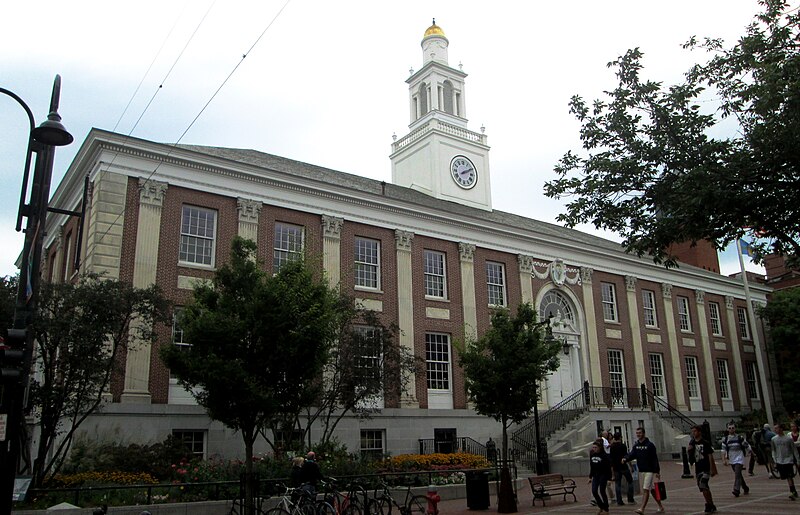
[425,296,450,303]
[603,320,621,325]
[179,261,216,272]
[355,286,384,294]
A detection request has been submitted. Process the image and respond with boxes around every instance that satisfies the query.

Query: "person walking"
[749,425,762,476]
[762,423,777,475]
[300,451,324,495]
[722,422,750,497]
[771,423,800,500]
[601,430,616,502]
[589,440,612,515]
[688,424,717,514]
[622,427,664,515]
[610,432,636,505]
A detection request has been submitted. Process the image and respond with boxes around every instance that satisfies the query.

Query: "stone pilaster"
[121,178,167,404]
[395,230,418,407]
[662,283,688,410]
[724,295,748,408]
[695,289,720,410]
[517,254,534,304]
[624,275,646,387]
[237,198,262,245]
[580,267,601,387]
[321,215,344,288]
[84,171,127,279]
[459,243,477,342]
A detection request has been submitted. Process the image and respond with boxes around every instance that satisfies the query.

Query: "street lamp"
[531,316,558,475]
[0,75,73,513]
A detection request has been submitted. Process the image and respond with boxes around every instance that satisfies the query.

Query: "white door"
[546,352,572,407]
[685,356,703,411]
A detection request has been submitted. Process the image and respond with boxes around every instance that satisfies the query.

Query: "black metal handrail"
[586,386,645,409]
[417,436,487,457]
[640,384,697,434]
[510,383,589,456]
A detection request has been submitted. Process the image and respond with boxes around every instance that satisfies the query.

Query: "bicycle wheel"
[315,501,337,515]
[367,497,389,515]
[343,502,363,515]
[769,457,781,479]
[404,495,427,515]
[266,508,292,515]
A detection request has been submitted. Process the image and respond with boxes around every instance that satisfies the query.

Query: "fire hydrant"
[426,486,441,515]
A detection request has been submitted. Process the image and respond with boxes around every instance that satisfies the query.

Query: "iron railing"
[418,436,487,457]
[640,385,697,434]
[586,386,646,409]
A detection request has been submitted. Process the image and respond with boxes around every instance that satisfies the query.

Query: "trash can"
[465,471,490,509]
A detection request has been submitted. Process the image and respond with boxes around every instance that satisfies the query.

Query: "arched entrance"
[538,289,583,407]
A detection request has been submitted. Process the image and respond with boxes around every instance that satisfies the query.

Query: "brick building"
[36,22,774,462]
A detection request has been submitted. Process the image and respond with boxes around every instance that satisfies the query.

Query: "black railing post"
[641,384,648,409]
[584,380,590,405]
[681,447,694,478]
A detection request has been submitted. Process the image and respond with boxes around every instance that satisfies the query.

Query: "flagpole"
[736,238,774,426]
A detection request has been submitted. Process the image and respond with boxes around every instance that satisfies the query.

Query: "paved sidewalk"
[438,460,799,514]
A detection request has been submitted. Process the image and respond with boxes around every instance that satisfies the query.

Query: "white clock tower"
[390,20,492,211]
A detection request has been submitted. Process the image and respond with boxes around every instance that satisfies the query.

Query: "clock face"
[450,155,477,189]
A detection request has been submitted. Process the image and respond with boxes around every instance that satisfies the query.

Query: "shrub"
[380,452,490,471]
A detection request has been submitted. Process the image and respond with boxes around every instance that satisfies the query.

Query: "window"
[360,429,385,460]
[172,430,205,459]
[709,302,723,336]
[737,307,751,340]
[355,237,380,289]
[170,309,190,378]
[649,353,666,398]
[180,206,217,266]
[717,359,731,400]
[486,262,506,306]
[353,326,382,386]
[601,282,618,322]
[274,429,303,450]
[677,296,692,332]
[274,223,304,273]
[426,333,451,391]
[607,349,625,393]
[685,356,700,398]
[642,290,658,328]
[746,362,760,399]
[424,250,447,299]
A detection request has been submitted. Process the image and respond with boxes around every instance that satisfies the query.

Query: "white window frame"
[601,282,618,322]
[425,333,451,391]
[677,296,692,332]
[424,250,447,299]
[685,356,700,399]
[179,205,217,267]
[649,353,666,399]
[607,349,626,393]
[746,362,760,399]
[737,307,751,340]
[352,325,384,408]
[273,222,304,273]
[709,301,723,336]
[360,429,385,460]
[716,359,731,400]
[172,430,206,459]
[354,237,380,290]
[486,261,507,307]
[642,289,658,328]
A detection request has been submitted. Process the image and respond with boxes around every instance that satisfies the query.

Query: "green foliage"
[546,0,800,266]
[29,274,169,487]
[758,287,800,414]
[0,274,17,338]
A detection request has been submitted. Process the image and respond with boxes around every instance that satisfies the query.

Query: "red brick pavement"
[438,460,800,514]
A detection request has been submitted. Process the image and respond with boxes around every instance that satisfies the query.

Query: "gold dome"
[423,19,445,38]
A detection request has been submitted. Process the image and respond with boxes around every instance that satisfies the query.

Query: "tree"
[28,275,168,487]
[758,287,800,414]
[545,0,800,267]
[162,237,352,515]
[0,275,17,338]
[298,311,417,448]
[458,303,561,513]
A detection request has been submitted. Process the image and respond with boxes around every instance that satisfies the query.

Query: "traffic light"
[1,329,27,384]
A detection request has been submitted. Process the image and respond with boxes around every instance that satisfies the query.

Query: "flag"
[739,239,752,257]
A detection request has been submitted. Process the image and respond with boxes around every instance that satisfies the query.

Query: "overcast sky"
[1,0,770,278]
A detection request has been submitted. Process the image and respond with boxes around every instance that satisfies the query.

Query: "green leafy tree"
[28,275,169,487]
[458,303,561,512]
[758,287,800,414]
[0,275,18,338]
[162,237,352,515]
[545,0,800,266]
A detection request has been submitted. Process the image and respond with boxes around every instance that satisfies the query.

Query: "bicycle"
[320,478,368,515]
[367,479,427,515]
[266,483,336,515]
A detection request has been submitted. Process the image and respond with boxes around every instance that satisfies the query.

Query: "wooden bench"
[527,473,577,506]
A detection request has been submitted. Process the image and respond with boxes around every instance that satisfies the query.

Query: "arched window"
[442,80,454,114]
[539,290,575,325]
[418,83,428,115]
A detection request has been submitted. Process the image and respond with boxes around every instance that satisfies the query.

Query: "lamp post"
[0,75,73,513]
[531,316,559,475]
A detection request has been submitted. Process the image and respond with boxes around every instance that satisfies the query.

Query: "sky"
[0,0,772,278]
